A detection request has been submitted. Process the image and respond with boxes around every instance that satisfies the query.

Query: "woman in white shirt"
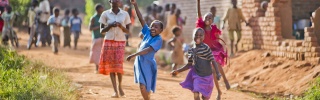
[98,0,131,98]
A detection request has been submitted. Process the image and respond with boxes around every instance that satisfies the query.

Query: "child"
[61,9,71,48]
[47,7,62,54]
[210,6,221,29]
[222,0,249,55]
[89,4,104,73]
[167,26,184,75]
[171,28,221,100]
[176,9,187,30]
[1,6,15,46]
[196,0,230,89]
[126,0,163,99]
[69,8,82,50]
[27,0,39,49]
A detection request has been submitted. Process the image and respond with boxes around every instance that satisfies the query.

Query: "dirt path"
[15,28,259,100]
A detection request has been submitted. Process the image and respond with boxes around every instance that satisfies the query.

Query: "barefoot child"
[196,0,230,89]
[69,8,82,50]
[171,28,222,100]
[168,26,184,75]
[126,0,163,99]
[47,7,62,54]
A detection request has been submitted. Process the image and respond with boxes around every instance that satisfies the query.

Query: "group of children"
[125,0,242,99]
[27,0,82,54]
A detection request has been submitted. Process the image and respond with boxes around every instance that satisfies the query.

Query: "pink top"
[196,18,227,66]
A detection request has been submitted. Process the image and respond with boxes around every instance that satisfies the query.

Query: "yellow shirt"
[223,7,246,30]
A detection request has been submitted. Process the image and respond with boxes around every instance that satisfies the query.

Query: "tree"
[9,0,31,26]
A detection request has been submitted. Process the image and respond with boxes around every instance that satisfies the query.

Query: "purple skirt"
[180,67,214,99]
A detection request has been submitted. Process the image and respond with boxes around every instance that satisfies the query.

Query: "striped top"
[188,43,215,64]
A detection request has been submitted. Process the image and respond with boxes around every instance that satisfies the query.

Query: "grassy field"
[0,46,78,100]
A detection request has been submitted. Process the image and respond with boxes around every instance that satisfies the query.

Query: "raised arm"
[131,0,146,26]
[197,0,202,18]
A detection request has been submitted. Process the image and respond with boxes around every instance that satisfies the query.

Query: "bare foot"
[216,91,222,100]
[119,86,125,97]
[111,93,119,98]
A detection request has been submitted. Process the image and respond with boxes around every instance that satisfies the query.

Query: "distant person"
[163,3,170,26]
[61,9,71,48]
[157,6,164,23]
[144,6,154,26]
[69,8,82,50]
[197,0,230,90]
[89,4,104,73]
[171,28,221,100]
[123,5,131,46]
[162,3,177,42]
[211,6,221,29]
[176,9,186,30]
[127,0,163,99]
[47,7,62,54]
[222,0,249,56]
[1,6,15,46]
[27,0,39,49]
[38,0,51,47]
[261,1,268,12]
[99,0,131,98]
[168,26,184,76]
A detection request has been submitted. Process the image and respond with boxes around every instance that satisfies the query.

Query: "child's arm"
[167,38,175,48]
[89,17,99,31]
[131,0,146,26]
[171,63,192,76]
[100,21,117,34]
[126,47,154,61]
[197,0,202,19]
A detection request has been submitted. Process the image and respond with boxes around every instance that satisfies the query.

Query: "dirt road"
[15,28,259,100]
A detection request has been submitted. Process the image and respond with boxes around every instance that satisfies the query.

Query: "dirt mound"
[225,50,320,97]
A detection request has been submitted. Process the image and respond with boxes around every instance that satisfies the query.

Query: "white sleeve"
[45,1,50,13]
[99,12,107,25]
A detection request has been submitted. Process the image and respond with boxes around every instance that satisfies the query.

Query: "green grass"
[0,46,78,100]
[300,77,320,100]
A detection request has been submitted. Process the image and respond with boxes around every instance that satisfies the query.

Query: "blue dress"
[134,24,163,92]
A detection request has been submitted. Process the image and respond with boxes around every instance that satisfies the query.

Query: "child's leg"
[212,62,221,80]
[139,84,150,100]
[235,30,242,52]
[110,73,119,97]
[194,92,200,100]
[117,73,125,96]
[217,64,230,90]
[74,31,80,49]
[228,30,235,56]
[212,63,222,99]
[52,34,59,53]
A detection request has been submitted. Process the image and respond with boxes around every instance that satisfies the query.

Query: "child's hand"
[171,70,179,76]
[126,54,136,61]
[109,21,118,27]
[131,0,137,5]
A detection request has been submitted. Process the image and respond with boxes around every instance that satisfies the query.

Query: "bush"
[301,77,320,100]
[0,46,78,99]
[9,0,30,27]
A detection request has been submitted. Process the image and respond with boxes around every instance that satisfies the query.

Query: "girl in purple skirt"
[171,28,222,100]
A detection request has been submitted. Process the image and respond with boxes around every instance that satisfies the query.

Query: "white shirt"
[99,9,131,41]
[39,0,50,23]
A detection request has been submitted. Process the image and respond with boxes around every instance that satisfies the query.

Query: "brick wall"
[292,0,320,22]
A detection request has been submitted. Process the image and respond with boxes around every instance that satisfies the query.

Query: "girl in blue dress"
[126,0,164,99]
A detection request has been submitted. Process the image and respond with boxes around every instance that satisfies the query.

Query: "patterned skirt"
[99,40,126,75]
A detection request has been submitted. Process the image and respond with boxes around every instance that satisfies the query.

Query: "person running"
[89,4,104,73]
[196,0,230,89]
[126,0,163,99]
[168,26,184,76]
[99,0,131,98]
[69,8,82,50]
[171,28,222,100]
[222,0,249,56]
